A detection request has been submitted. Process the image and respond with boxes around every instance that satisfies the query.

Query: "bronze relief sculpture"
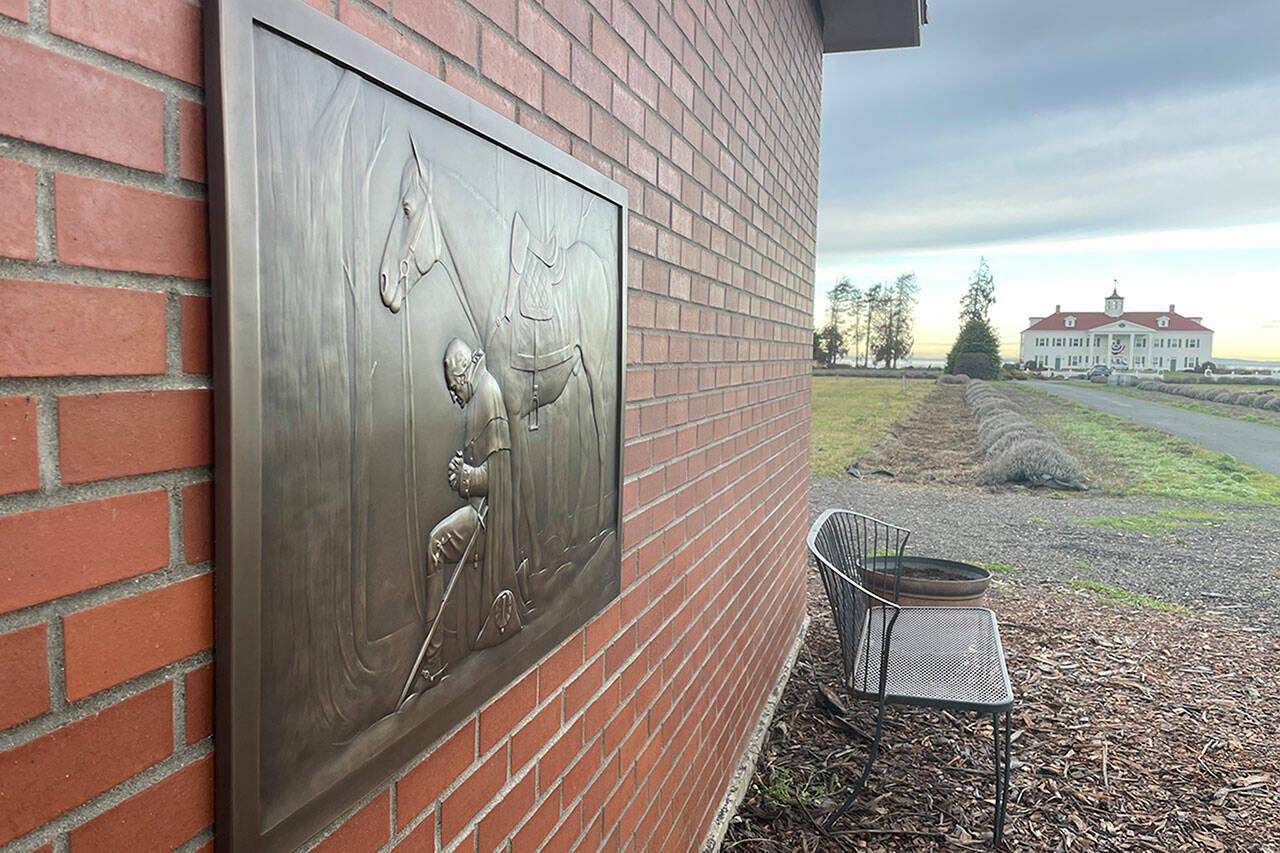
[207,1,625,848]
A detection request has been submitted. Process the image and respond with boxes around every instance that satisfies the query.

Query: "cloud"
[817,0,1280,256]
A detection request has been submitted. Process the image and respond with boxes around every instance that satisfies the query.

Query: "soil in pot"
[864,556,993,607]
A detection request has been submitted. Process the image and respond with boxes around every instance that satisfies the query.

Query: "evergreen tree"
[959,257,995,324]
[946,260,1002,376]
[946,317,1002,376]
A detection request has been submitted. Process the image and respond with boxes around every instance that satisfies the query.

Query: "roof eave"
[820,0,924,53]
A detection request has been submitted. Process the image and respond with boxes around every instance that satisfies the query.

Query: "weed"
[757,766,846,807]
[1026,518,1050,524]
[1071,562,1091,569]
[973,560,1018,574]
[1066,579,1187,612]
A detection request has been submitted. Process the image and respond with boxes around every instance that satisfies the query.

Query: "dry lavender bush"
[963,380,1084,488]
[1137,380,1280,411]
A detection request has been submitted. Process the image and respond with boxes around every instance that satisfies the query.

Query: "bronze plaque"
[206,1,625,847]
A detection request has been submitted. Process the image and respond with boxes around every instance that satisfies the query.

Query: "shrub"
[971,399,1015,420]
[954,351,999,381]
[980,439,1083,486]
[986,428,1050,457]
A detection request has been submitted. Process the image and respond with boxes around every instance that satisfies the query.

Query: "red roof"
[1024,311,1211,333]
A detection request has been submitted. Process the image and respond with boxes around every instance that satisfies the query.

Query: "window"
[1158,316,1169,328]
[1065,316,1076,328]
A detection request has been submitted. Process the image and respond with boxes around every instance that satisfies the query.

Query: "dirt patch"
[856,384,982,485]
[724,577,1280,852]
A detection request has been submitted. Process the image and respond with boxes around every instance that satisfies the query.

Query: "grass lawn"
[1005,384,1280,504]
[1062,381,1280,428]
[809,376,933,475]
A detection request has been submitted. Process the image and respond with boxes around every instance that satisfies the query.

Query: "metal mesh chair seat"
[853,606,1014,713]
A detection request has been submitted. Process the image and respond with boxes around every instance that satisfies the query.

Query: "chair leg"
[824,695,888,832]
[992,710,1011,847]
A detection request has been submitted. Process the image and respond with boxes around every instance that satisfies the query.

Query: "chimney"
[1169,304,1175,313]
[1055,304,1061,313]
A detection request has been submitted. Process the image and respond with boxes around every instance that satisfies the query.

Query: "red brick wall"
[0,0,821,848]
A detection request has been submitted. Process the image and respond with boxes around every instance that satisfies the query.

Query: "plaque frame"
[205,0,627,848]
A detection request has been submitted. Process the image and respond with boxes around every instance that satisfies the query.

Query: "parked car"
[1087,364,1112,379]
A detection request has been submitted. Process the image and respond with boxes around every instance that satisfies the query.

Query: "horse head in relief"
[378,135,444,314]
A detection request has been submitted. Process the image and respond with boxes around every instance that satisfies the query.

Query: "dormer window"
[1158,316,1169,328]
[1064,316,1076,328]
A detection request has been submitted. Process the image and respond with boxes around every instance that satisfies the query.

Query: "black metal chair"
[808,509,1013,846]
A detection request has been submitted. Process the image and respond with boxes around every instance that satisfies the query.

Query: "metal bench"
[808,509,1014,846]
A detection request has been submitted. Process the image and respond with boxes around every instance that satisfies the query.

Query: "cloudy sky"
[815,0,1280,361]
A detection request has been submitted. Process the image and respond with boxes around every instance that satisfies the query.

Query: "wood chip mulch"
[723,579,1280,852]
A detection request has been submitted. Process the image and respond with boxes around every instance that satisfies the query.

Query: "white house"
[1019,288,1213,372]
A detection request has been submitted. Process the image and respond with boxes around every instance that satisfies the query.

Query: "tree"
[860,282,883,367]
[946,317,1002,376]
[813,323,845,367]
[959,257,995,324]
[946,260,1002,376]
[870,274,919,368]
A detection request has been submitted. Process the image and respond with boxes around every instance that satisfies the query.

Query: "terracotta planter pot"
[864,556,992,607]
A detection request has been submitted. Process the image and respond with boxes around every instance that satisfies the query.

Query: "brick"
[0,278,166,377]
[470,0,515,31]
[443,65,517,122]
[538,717,583,786]
[511,700,560,770]
[395,0,475,64]
[0,490,169,614]
[58,389,213,483]
[49,0,202,85]
[0,36,163,172]
[479,670,537,753]
[543,74,590,139]
[315,790,390,853]
[480,27,542,108]
[0,683,172,846]
[510,787,561,853]
[0,158,35,259]
[182,480,213,564]
[441,748,506,842]
[185,663,213,744]
[341,0,442,73]
[54,174,207,279]
[396,720,475,828]
[178,100,206,183]
[67,754,212,852]
[0,395,38,495]
[0,0,27,21]
[63,574,213,700]
[0,623,48,729]
[476,770,535,850]
[393,816,435,852]
[181,294,212,374]
[518,0,570,76]
[539,634,583,701]
[590,15,627,79]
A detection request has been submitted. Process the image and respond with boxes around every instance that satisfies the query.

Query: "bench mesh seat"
[854,606,1013,713]
[808,509,1013,847]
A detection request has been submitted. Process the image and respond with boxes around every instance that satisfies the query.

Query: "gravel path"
[810,477,1280,635]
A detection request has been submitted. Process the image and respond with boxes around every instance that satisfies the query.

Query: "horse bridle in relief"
[397,168,438,291]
